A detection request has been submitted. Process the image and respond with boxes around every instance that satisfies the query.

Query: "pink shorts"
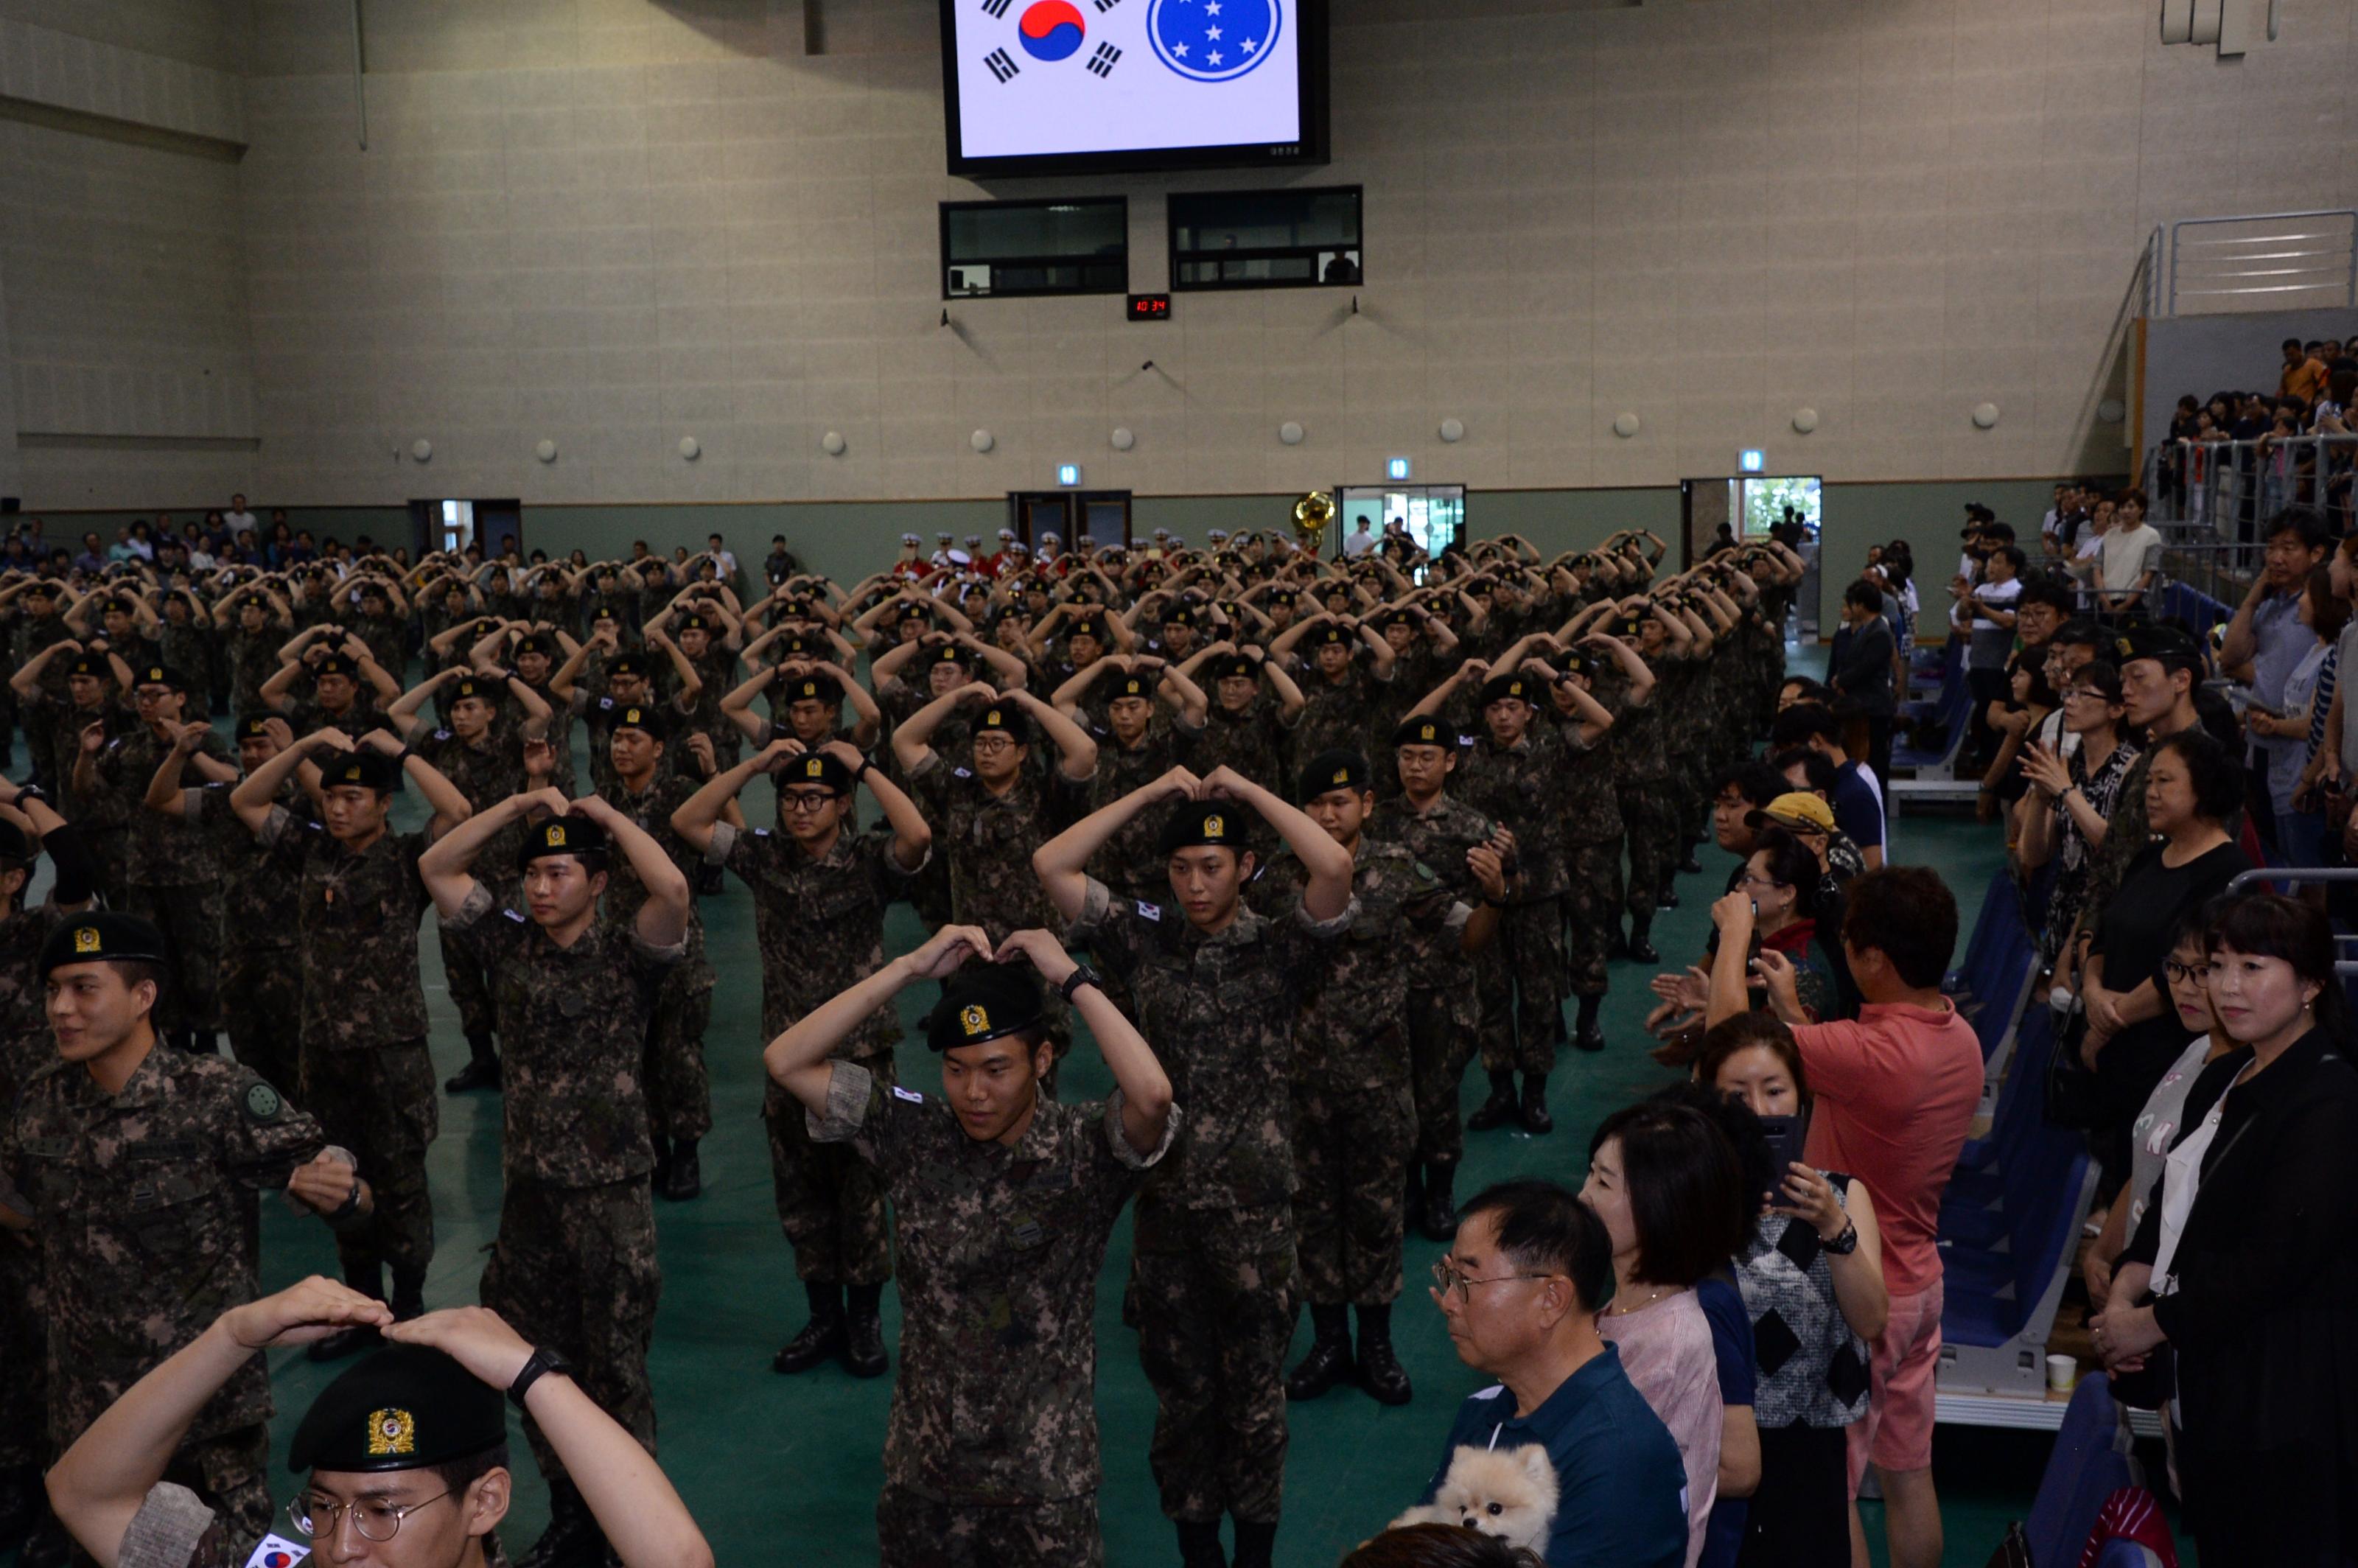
[1848,1279,1943,1491]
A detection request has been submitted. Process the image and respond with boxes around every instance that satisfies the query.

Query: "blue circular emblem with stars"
[1147,0,1281,83]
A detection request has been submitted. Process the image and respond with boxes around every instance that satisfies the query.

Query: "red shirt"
[1792,1000,1982,1298]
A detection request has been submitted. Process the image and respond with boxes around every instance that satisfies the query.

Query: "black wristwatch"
[508,1345,575,1410]
[1058,965,1104,1004]
[853,755,872,781]
[1822,1220,1859,1256]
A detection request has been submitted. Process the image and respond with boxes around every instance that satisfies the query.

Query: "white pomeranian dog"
[1388,1443,1560,1553]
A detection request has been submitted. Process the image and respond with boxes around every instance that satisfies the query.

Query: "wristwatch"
[1822,1219,1860,1256]
[1057,965,1104,1004]
[508,1345,575,1410]
[852,755,872,782]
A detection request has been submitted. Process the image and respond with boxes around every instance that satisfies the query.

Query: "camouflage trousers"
[764,1069,895,1286]
[909,851,955,930]
[1561,839,1620,999]
[0,1239,43,1469]
[88,827,130,912]
[1474,896,1564,1077]
[876,1483,1102,1568]
[127,880,223,1035]
[222,945,303,1097]
[1405,981,1481,1167]
[1615,782,1679,924]
[1291,1076,1415,1306]
[1134,1197,1295,1525]
[644,956,715,1144]
[158,1423,274,1551]
[480,1177,661,1487]
[439,921,497,1043]
[299,1037,438,1281]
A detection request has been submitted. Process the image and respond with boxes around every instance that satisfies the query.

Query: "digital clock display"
[1127,294,1171,321]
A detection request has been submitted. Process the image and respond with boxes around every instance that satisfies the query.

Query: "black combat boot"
[1679,844,1704,875]
[659,1138,701,1201]
[842,1282,889,1378]
[309,1264,385,1362]
[648,1133,671,1191]
[0,1463,40,1553]
[1355,1304,1412,1406]
[390,1265,427,1323]
[1657,881,1681,910]
[1606,926,1631,961]
[1401,1160,1424,1236]
[1574,993,1606,1055]
[1519,1074,1554,1135]
[444,1034,500,1093]
[1175,1519,1226,1568]
[517,1479,604,1568]
[1418,1160,1459,1242]
[1231,1518,1278,1568]
[1466,1071,1519,1131]
[773,1281,845,1374]
[1626,913,1659,965]
[1284,1304,1354,1401]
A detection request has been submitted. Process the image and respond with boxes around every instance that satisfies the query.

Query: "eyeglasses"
[1738,871,1785,891]
[2062,687,2114,703]
[2163,959,2210,984]
[1430,1257,1559,1303]
[287,1489,452,1543]
[779,791,840,813]
[970,737,1017,755]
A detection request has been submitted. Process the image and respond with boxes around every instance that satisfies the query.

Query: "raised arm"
[1032,767,1198,923]
[571,793,690,948]
[763,927,995,1112]
[230,725,344,834]
[1203,765,1353,921]
[419,787,565,917]
[998,928,1172,1154]
[388,667,463,741]
[890,683,986,775]
[1004,687,1098,781]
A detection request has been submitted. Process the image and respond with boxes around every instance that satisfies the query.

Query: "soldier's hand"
[818,740,865,772]
[171,719,209,755]
[382,1305,535,1392]
[523,737,556,783]
[684,731,716,772]
[1466,843,1508,900]
[223,1275,393,1351]
[78,721,107,755]
[286,1150,368,1217]
[1200,765,1253,801]
[993,928,1078,987]
[263,716,295,752]
[903,924,993,981]
[1459,659,1490,684]
[357,728,405,756]
[956,683,998,707]
[758,737,808,772]
[1151,766,1203,802]
[519,787,570,822]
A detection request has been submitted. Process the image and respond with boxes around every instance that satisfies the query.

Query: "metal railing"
[2154,209,2358,316]
[2226,868,2358,976]
[2138,433,2358,536]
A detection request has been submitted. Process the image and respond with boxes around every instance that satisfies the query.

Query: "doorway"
[410,498,521,562]
[1679,475,1823,636]
[1008,491,1131,551]
[1334,484,1464,564]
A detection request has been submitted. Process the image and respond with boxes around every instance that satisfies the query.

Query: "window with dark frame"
[1168,186,1361,291]
[940,197,1128,300]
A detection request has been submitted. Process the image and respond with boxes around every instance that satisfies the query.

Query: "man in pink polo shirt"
[1707,865,1981,1568]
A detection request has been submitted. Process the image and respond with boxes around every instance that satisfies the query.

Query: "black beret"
[1479,673,1538,707]
[973,704,1030,743]
[0,819,32,863]
[514,634,553,657]
[924,643,969,669]
[320,749,403,793]
[1267,589,1299,607]
[314,655,357,679]
[448,676,500,705]
[1310,623,1351,647]
[287,1345,505,1475]
[102,597,135,615]
[605,654,647,678]
[2116,625,2203,671]
[1067,616,1107,641]
[777,750,856,795]
[518,813,609,869]
[678,613,711,633]
[609,704,665,740]
[1107,671,1154,701]
[132,664,187,692]
[234,714,278,743]
[1156,799,1260,856]
[1391,716,1456,750]
[924,965,1044,1054]
[1300,749,1372,799]
[64,655,108,680]
[780,673,841,705]
[1162,606,1196,629]
[1208,655,1257,681]
[41,911,167,974]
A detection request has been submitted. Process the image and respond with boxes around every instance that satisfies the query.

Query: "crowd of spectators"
[2161,335,2358,534]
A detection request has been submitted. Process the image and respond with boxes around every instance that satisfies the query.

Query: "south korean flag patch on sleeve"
[890,1085,925,1105]
[245,1533,312,1568]
[1135,899,1162,922]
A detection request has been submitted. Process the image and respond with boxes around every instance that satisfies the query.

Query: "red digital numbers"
[1127,294,1171,321]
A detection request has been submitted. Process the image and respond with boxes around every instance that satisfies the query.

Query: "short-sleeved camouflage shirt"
[97,727,236,887]
[906,753,1089,942]
[1368,791,1492,991]
[259,807,433,1051]
[716,820,918,1048]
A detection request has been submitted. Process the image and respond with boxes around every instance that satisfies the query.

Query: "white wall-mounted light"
[1612,413,1640,438]
[1438,418,1466,444]
[1110,427,1135,451]
[970,429,994,453]
[535,439,558,463]
[1278,421,1305,446]
[1791,408,1819,435]
[2096,399,2126,424]
[822,430,847,456]
[411,438,433,463]
[678,436,701,460]
[1971,402,2001,430]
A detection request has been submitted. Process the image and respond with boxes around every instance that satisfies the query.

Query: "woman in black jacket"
[1827,580,1896,787]
[2093,892,2358,1565]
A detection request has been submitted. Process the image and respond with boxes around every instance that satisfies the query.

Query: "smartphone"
[1755,1114,1809,1202]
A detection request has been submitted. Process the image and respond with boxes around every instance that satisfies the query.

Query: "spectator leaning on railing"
[2218,505,2331,857]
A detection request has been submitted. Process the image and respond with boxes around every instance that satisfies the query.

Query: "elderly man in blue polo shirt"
[1417,1179,1687,1568]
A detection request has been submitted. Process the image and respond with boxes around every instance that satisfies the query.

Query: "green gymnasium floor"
[211,793,2032,1567]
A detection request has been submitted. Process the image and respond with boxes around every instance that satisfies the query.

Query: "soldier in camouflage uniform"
[765,924,1176,1568]
[261,637,399,739]
[550,641,702,798]
[230,732,472,1348]
[19,644,135,903]
[0,912,375,1550]
[209,578,291,721]
[1368,717,1511,1240]
[393,665,552,1094]
[1172,648,1303,867]
[590,703,716,1200]
[1531,648,1629,1056]
[91,665,237,1049]
[1038,767,1355,1568]
[152,592,217,723]
[0,785,91,1559]
[1270,617,1396,792]
[424,792,689,1568]
[1054,657,1208,905]
[672,737,931,1377]
[144,715,309,1096]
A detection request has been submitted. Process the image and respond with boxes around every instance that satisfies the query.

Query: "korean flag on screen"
[954,0,1301,160]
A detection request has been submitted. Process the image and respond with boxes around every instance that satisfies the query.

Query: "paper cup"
[2047,1352,2078,1393]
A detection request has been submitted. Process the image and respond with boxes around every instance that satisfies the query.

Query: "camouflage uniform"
[1541,704,1624,1004]
[155,619,216,720]
[1085,719,1200,903]
[0,901,70,1479]
[905,753,1090,943]
[713,819,919,1287]
[1455,729,1572,1075]
[1262,839,1446,1306]
[598,771,715,1146]
[1066,875,1353,1527]
[273,693,387,741]
[808,1061,1174,1567]
[1368,791,1494,1167]
[222,626,280,718]
[186,784,307,1093]
[1290,665,1390,794]
[97,726,236,1035]
[256,805,438,1292]
[38,693,136,904]
[1193,696,1294,797]
[1609,668,1676,928]
[444,883,680,1485]
[351,612,408,682]
[410,725,528,1051]
[0,1046,351,1546]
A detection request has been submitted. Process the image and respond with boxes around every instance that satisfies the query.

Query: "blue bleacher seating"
[1892,643,1967,774]
[2021,1374,2147,1567]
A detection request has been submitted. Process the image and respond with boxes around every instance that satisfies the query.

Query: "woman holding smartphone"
[1694,1013,1889,1568]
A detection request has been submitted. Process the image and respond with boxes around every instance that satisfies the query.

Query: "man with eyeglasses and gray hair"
[1417,1180,1687,1568]
[44,1278,712,1568]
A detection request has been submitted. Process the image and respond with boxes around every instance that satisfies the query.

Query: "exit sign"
[1739,449,1765,472]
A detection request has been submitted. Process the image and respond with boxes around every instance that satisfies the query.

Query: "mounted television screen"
[940,0,1327,178]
